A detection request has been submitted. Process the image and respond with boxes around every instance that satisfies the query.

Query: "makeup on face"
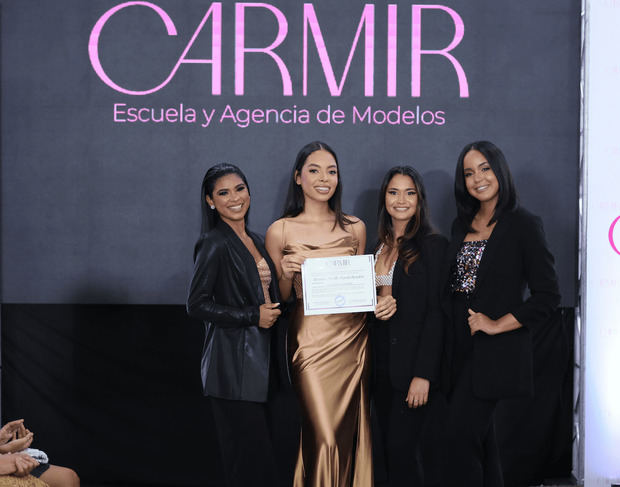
[385,174,418,222]
[463,150,499,204]
[296,149,338,202]
[207,173,250,223]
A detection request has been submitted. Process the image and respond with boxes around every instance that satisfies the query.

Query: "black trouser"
[374,381,430,486]
[209,396,279,487]
[441,358,503,487]
[373,323,429,487]
[441,293,503,487]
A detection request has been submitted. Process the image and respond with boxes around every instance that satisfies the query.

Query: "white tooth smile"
[394,207,409,211]
[476,185,488,191]
[315,187,330,193]
[229,204,243,210]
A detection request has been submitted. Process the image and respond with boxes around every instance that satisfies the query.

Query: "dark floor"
[82,478,582,487]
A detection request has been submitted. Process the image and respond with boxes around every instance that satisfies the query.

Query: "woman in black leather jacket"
[187,163,282,487]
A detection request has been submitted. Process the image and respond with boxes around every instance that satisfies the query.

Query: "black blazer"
[186,220,281,403]
[442,207,560,399]
[375,233,448,392]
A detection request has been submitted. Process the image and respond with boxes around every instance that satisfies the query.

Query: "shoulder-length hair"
[281,141,353,230]
[454,140,517,232]
[200,163,251,233]
[377,166,434,273]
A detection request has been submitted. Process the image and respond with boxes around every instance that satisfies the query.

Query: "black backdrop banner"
[1,0,579,304]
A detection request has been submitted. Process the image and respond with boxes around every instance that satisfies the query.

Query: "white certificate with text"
[301,254,377,316]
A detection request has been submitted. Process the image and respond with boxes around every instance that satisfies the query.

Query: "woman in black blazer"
[371,166,447,486]
[186,163,282,487]
[441,141,560,487]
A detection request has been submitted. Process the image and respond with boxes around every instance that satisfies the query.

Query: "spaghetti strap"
[281,218,287,249]
[375,242,385,258]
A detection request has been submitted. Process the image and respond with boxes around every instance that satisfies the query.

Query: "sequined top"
[451,240,488,294]
[375,243,396,287]
[256,258,273,305]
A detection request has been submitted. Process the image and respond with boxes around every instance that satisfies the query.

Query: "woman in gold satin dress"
[266,141,373,487]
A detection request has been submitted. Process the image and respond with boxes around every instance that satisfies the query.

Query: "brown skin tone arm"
[467,310,522,335]
[265,220,299,301]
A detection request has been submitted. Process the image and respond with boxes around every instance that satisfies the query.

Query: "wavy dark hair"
[454,140,517,232]
[377,166,434,273]
[281,141,353,230]
[200,163,250,234]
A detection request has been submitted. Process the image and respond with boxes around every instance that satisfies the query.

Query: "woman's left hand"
[406,377,429,408]
[0,419,23,446]
[0,432,33,454]
[467,309,498,335]
[374,295,397,321]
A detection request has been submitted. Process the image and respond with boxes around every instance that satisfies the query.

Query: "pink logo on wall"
[610,216,620,255]
[88,1,469,97]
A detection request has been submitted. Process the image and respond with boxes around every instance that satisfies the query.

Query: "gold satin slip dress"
[284,223,373,487]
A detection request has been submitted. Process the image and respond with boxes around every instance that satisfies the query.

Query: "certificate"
[301,254,377,316]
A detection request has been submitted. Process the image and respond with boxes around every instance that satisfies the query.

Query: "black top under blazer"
[379,233,448,392]
[442,207,560,399]
[186,220,281,403]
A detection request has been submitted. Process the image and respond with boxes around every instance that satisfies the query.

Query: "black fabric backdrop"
[2,304,573,486]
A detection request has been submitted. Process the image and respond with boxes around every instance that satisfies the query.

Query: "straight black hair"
[200,163,250,234]
[281,141,353,230]
[454,141,517,232]
[377,166,434,273]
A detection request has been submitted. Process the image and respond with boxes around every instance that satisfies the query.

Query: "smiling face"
[385,174,418,223]
[205,173,250,224]
[295,149,338,203]
[463,149,499,206]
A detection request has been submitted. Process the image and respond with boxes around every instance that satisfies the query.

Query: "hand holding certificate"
[301,254,377,315]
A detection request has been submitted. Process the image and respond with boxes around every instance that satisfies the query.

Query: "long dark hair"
[454,140,517,232]
[377,166,434,273]
[200,163,250,233]
[281,141,353,230]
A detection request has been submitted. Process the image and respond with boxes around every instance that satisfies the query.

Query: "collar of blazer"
[444,210,514,296]
[216,220,267,303]
[389,239,431,293]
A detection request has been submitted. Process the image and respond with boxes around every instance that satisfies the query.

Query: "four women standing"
[187,140,560,486]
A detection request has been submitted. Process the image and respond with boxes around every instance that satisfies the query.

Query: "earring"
[210,205,215,210]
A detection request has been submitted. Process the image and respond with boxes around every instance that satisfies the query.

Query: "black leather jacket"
[186,221,280,402]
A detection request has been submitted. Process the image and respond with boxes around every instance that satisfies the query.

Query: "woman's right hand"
[374,295,397,321]
[14,453,39,477]
[0,453,39,476]
[259,303,281,328]
[280,254,305,281]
